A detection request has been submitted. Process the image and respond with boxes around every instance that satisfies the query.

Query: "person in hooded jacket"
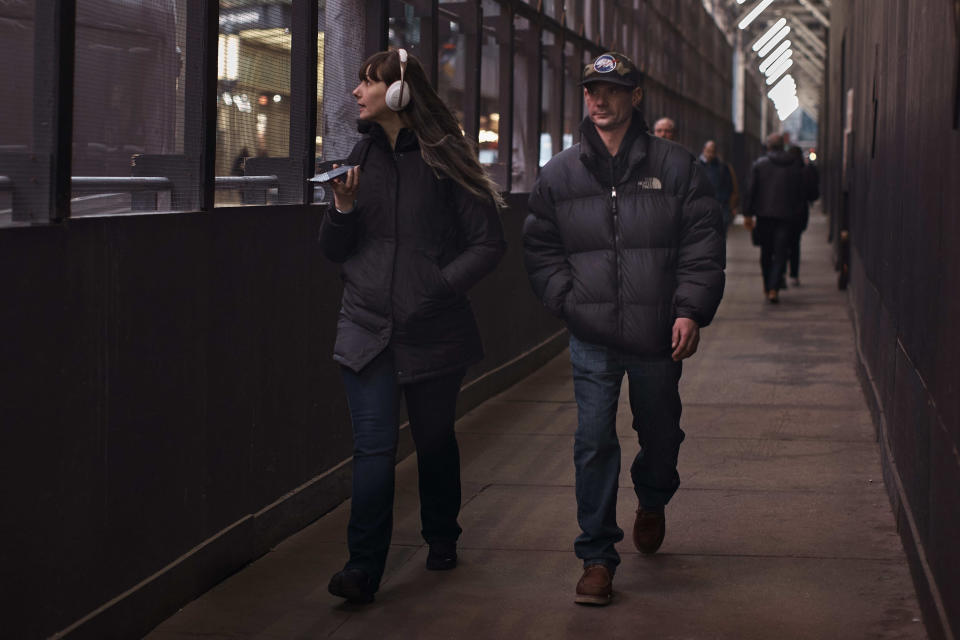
[523,52,725,606]
[319,48,506,605]
[743,133,807,303]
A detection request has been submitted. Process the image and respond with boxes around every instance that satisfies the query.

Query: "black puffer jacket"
[523,114,725,358]
[744,150,807,220]
[319,122,506,383]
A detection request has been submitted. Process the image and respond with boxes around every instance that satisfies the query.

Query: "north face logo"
[638,177,662,190]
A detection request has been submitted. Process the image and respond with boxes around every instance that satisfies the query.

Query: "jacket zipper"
[611,184,623,339]
[389,150,401,367]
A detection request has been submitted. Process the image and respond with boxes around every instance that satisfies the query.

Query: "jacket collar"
[358,119,420,152]
[578,111,649,184]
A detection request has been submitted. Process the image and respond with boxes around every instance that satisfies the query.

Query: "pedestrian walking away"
[784,145,820,287]
[742,133,807,303]
[318,48,507,605]
[523,51,725,606]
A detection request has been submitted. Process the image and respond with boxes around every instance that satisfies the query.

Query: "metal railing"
[0,175,284,218]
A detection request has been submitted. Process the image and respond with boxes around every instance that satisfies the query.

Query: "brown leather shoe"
[575,564,613,606]
[633,508,665,554]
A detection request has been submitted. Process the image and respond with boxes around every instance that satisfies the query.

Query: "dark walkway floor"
[149,212,926,639]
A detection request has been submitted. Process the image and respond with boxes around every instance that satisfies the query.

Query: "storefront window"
[511,15,538,192]
[437,4,467,129]
[543,0,558,20]
[216,0,293,206]
[315,0,367,205]
[540,29,561,166]
[563,40,581,151]
[70,0,190,215]
[479,0,507,189]
[389,0,434,83]
[0,0,35,222]
[564,0,581,32]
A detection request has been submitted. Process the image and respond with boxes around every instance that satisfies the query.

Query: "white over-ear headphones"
[385,48,411,111]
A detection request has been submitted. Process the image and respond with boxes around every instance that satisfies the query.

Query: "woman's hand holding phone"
[331,164,360,212]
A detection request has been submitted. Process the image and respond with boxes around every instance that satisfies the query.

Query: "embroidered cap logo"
[593,54,617,74]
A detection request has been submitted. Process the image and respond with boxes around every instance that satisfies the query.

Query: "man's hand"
[743,215,755,231]
[671,317,700,361]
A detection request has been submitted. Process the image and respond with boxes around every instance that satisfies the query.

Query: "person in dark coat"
[523,52,725,606]
[743,133,807,302]
[784,145,820,286]
[698,140,736,231]
[319,48,506,604]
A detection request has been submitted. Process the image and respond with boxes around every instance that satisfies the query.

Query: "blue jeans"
[569,335,684,569]
[340,348,465,586]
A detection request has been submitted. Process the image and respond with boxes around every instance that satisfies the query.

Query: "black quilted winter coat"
[319,122,506,383]
[523,114,725,358]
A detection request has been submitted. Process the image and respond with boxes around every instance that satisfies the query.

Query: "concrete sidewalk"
[149,214,926,639]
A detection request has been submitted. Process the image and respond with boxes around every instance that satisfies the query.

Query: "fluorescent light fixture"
[767,74,799,121]
[739,0,776,30]
[752,18,787,51]
[776,98,800,120]
[758,26,790,57]
[737,0,749,4]
[221,34,239,81]
[759,43,791,73]
[767,74,796,101]
[764,52,793,80]
[766,57,794,84]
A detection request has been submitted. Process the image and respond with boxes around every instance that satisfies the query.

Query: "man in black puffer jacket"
[523,52,725,606]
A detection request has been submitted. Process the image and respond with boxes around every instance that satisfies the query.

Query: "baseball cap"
[581,52,642,88]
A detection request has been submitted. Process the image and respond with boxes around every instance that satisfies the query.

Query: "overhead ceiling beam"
[795,0,830,28]
[746,11,826,55]
[790,53,822,82]
[791,37,825,71]
[789,17,827,55]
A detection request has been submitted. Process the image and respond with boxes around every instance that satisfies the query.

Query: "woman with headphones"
[319,48,506,604]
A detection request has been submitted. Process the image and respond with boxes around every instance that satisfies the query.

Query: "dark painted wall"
[0,195,562,639]
[823,2,960,638]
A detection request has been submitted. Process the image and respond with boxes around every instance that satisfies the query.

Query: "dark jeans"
[757,217,796,292]
[569,335,684,569]
[789,230,802,278]
[340,348,465,586]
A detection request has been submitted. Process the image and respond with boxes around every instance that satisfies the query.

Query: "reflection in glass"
[543,0,557,20]
[479,0,505,189]
[0,0,35,221]
[564,0,580,33]
[70,0,185,214]
[511,15,538,192]
[563,41,581,151]
[540,30,559,167]
[388,1,424,63]
[216,0,293,206]
[316,0,366,176]
[437,11,466,128]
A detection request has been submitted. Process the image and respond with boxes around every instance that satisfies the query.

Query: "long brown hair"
[359,50,506,209]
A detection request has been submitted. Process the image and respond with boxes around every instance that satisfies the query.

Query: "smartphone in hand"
[309,165,357,183]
